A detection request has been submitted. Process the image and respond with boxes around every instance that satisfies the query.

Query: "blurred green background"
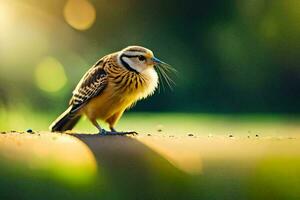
[0,0,299,123]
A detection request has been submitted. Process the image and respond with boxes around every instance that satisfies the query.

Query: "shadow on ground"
[73,134,189,200]
[1,132,300,200]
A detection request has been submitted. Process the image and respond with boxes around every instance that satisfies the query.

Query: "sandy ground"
[0,131,300,199]
[0,131,299,175]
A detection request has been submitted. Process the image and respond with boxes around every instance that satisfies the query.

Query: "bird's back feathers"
[70,60,108,113]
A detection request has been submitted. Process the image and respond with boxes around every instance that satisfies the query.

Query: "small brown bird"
[49,46,174,135]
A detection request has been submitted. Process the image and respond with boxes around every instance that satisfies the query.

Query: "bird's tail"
[49,106,81,132]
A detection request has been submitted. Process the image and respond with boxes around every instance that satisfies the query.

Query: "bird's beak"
[151,57,169,66]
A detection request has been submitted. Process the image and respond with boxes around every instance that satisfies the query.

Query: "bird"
[49,45,175,135]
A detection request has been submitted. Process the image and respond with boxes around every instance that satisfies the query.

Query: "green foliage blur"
[0,0,299,117]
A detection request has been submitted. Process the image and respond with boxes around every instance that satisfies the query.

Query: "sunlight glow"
[64,0,96,31]
[0,2,14,31]
[0,132,97,185]
[0,1,50,70]
[35,57,67,93]
[139,137,203,175]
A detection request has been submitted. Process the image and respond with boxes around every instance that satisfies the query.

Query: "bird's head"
[118,45,166,73]
[117,45,176,89]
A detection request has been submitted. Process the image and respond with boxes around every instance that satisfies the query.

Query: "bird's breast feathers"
[109,67,158,101]
[84,67,158,119]
[134,68,159,99]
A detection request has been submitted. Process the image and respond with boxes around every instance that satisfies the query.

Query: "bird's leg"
[91,119,106,134]
[103,130,138,136]
[110,126,117,132]
[100,113,138,136]
[91,119,137,136]
[102,125,137,136]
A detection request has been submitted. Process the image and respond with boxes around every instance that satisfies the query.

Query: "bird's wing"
[69,60,108,113]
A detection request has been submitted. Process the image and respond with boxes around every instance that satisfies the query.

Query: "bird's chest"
[85,69,158,119]
[85,83,139,119]
[109,69,158,99]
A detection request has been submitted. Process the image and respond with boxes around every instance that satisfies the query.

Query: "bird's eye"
[138,55,146,61]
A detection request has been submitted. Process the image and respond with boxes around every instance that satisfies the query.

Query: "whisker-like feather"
[155,65,166,91]
[155,63,176,91]
[162,64,178,73]
[155,66,163,93]
[159,67,172,90]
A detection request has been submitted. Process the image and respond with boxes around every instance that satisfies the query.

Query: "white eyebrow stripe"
[122,51,143,57]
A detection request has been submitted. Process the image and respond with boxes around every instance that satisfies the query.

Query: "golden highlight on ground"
[35,57,67,92]
[64,0,96,31]
[0,131,97,185]
[138,136,203,175]
[137,134,300,175]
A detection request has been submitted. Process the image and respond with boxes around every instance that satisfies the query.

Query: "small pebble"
[229,134,234,137]
[11,130,16,133]
[147,134,151,136]
[156,124,164,132]
[255,134,259,137]
[188,133,194,137]
[26,129,34,134]
[247,135,250,138]
[0,131,6,134]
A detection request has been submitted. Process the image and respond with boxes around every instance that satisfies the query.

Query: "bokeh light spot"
[64,0,96,31]
[35,57,67,93]
[0,2,13,30]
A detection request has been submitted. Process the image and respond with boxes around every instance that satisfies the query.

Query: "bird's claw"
[99,129,138,136]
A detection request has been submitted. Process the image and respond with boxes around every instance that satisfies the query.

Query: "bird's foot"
[99,129,138,136]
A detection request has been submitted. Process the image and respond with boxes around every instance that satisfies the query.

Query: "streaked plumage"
[49,46,173,135]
